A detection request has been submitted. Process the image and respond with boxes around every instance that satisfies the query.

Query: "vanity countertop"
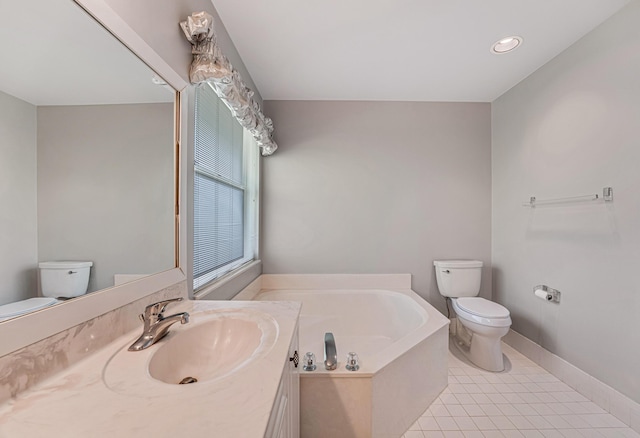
[0,300,301,437]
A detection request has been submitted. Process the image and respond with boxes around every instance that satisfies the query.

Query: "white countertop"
[0,300,301,437]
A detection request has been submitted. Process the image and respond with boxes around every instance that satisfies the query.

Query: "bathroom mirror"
[0,0,178,323]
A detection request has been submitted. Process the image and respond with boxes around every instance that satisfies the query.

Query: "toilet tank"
[433,260,482,298]
[39,261,93,298]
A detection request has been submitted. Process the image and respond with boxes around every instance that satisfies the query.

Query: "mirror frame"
[0,0,190,357]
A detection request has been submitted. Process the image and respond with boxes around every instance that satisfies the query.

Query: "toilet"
[433,260,511,372]
[38,261,93,298]
[0,297,60,322]
[0,261,92,321]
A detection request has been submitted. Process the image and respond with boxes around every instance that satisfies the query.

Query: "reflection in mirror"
[0,0,176,322]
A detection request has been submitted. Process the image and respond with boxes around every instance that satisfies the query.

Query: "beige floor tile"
[410,344,638,438]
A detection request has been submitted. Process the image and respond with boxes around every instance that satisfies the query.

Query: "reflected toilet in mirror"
[0,261,92,321]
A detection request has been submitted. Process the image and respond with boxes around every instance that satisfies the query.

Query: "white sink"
[149,317,265,384]
[103,309,278,395]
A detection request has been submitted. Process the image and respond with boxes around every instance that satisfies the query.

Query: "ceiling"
[211,0,630,102]
[0,0,173,106]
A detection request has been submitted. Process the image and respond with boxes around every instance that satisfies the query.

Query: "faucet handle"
[143,297,183,320]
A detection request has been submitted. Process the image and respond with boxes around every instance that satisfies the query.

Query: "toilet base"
[452,320,508,372]
[469,332,505,372]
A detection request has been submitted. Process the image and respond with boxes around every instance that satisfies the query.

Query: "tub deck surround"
[236,273,414,296]
[255,289,438,377]
[0,300,301,438]
[236,274,451,438]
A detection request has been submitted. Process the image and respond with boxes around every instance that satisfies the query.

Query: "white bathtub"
[238,275,449,438]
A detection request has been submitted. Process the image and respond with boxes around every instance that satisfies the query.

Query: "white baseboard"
[503,329,640,434]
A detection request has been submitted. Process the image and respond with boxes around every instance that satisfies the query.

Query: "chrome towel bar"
[523,187,613,207]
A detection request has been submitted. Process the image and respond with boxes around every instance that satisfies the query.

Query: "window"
[193,84,259,290]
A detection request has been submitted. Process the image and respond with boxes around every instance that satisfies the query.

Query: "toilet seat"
[452,297,511,328]
[0,297,59,321]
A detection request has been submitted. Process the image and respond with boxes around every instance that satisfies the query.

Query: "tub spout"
[324,332,337,370]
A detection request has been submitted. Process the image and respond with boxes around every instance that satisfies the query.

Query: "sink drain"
[179,376,198,385]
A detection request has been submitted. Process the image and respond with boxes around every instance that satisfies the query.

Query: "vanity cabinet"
[265,326,299,438]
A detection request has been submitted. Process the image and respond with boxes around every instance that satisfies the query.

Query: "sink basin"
[103,309,278,396]
[149,317,265,384]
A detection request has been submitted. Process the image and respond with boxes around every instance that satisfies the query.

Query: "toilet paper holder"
[534,285,561,303]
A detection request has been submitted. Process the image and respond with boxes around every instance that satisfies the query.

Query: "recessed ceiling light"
[491,36,523,54]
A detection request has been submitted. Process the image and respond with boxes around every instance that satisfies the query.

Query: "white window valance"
[180,12,277,156]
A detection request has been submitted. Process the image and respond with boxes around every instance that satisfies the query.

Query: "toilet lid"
[0,297,59,319]
[455,297,510,319]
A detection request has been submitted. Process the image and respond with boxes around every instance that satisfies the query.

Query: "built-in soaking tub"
[235,274,449,438]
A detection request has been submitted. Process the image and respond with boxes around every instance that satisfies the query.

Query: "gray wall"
[37,103,175,292]
[262,101,492,313]
[0,91,37,306]
[492,2,640,403]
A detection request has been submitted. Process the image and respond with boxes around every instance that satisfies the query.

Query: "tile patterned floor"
[403,342,639,438]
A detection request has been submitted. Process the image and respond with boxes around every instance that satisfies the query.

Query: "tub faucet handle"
[346,352,360,371]
[303,352,317,371]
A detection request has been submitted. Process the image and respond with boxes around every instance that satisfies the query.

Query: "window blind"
[194,84,245,285]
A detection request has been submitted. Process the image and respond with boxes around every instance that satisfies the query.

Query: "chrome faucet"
[324,332,337,370]
[128,298,189,351]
